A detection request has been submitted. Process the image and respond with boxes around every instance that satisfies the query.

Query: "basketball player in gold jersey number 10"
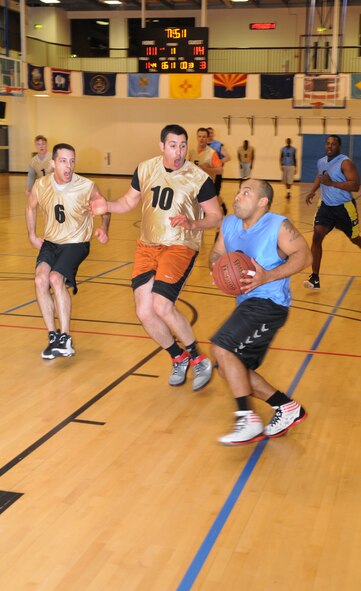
[90,124,223,391]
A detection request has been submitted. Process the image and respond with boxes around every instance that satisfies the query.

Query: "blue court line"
[176,276,355,591]
[3,263,131,314]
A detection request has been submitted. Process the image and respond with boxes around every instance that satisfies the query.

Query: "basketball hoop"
[1,86,24,96]
[310,101,324,109]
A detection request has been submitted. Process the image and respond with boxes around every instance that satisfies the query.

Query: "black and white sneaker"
[303,273,320,289]
[41,330,60,360]
[52,333,75,357]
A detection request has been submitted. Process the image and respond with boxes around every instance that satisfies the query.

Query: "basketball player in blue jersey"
[210,179,311,445]
[304,134,361,289]
[280,138,297,199]
[90,124,222,391]
[207,126,231,212]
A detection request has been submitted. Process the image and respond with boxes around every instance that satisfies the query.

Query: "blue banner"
[28,64,46,92]
[351,74,361,99]
[83,72,116,96]
[51,69,71,94]
[260,74,294,99]
[128,74,159,97]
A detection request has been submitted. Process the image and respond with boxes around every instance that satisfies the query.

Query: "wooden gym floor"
[0,174,360,591]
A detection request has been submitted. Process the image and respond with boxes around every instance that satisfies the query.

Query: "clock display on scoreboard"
[138,27,208,73]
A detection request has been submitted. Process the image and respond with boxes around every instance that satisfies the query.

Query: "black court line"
[132,372,159,378]
[0,345,162,478]
[0,490,24,514]
[0,296,198,481]
[72,419,106,426]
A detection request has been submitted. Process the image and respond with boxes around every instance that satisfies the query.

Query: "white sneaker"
[169,351,190,386]
[218,411,264,446]
[190,355,213,391]
[263,401,307,438]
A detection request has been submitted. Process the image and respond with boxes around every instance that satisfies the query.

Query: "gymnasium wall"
[5,5,361,179]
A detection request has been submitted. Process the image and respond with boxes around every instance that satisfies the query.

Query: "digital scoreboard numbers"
[138,27,208,74]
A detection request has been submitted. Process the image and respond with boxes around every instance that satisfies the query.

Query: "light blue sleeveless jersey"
[222,212,291,307]
[317,154,352,205]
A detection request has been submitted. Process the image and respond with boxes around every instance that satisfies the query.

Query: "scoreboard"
[138,27,208,74]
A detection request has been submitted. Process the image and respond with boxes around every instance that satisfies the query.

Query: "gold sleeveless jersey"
[30,152,53,178]
[138,156,210,251]
[188,145,220,181]
[34,173,94,244]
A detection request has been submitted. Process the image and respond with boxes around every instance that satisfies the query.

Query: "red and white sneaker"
[218,411,265,446]
[169,351,191,386]
[263,400,307,438]
[190,354,212,391]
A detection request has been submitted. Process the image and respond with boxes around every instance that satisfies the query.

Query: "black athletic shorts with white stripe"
[211,297,289,371]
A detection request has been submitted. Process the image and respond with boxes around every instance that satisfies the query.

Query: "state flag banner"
[213,74,247,99]
[260,74,294,99]
[83,72,116,96]
[128,74,159,97]
[351,74,361,99]
[51,69,71,94]
[28,64,46,92]
[169,74,201,99]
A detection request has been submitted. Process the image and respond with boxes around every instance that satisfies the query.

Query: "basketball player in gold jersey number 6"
[91,124,223,391]
[26,143,111,359]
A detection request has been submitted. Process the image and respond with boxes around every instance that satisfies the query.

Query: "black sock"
[166,342,184,359]
[267,390,290,407]
[185,341,200,360]
[235,396,251,412]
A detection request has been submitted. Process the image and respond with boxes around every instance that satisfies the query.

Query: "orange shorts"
[131,240,198,302]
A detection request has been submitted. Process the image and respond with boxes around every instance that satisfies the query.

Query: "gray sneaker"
[190,355,213,391]
[169,351,190,386]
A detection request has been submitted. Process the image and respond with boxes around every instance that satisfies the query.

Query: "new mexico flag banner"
[169,74,202,99]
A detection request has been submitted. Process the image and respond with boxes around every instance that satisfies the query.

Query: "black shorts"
[211,297,289,371]
[315,200,359,239]
[36,240,90,294]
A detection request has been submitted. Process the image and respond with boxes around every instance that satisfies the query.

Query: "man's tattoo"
[282,218,300,241]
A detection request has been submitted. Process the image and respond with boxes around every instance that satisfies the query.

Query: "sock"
[235,396,251,412]
[166,342,184,359]
[185,341,201,361]
[266,390,290,407]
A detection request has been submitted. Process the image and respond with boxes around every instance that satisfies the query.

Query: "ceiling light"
[40,0,60,4]
[96,21,109,26]
[231,0,249,3]
[103,1,122,5]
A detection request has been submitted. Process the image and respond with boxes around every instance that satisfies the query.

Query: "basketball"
[212,251,256,296]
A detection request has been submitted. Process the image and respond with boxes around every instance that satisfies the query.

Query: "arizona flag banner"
[169,74,201,99]
[51,68,71,94]
[28,64,46,91]
[213,74,247,98]
[83,72,116,96]
[260,74,294,99]
[128,74,159,97]
[351,74,361,99]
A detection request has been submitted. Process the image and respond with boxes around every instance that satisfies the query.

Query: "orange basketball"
[212,251,256,296]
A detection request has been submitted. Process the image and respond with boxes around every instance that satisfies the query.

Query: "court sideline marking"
[176,277,354,591]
